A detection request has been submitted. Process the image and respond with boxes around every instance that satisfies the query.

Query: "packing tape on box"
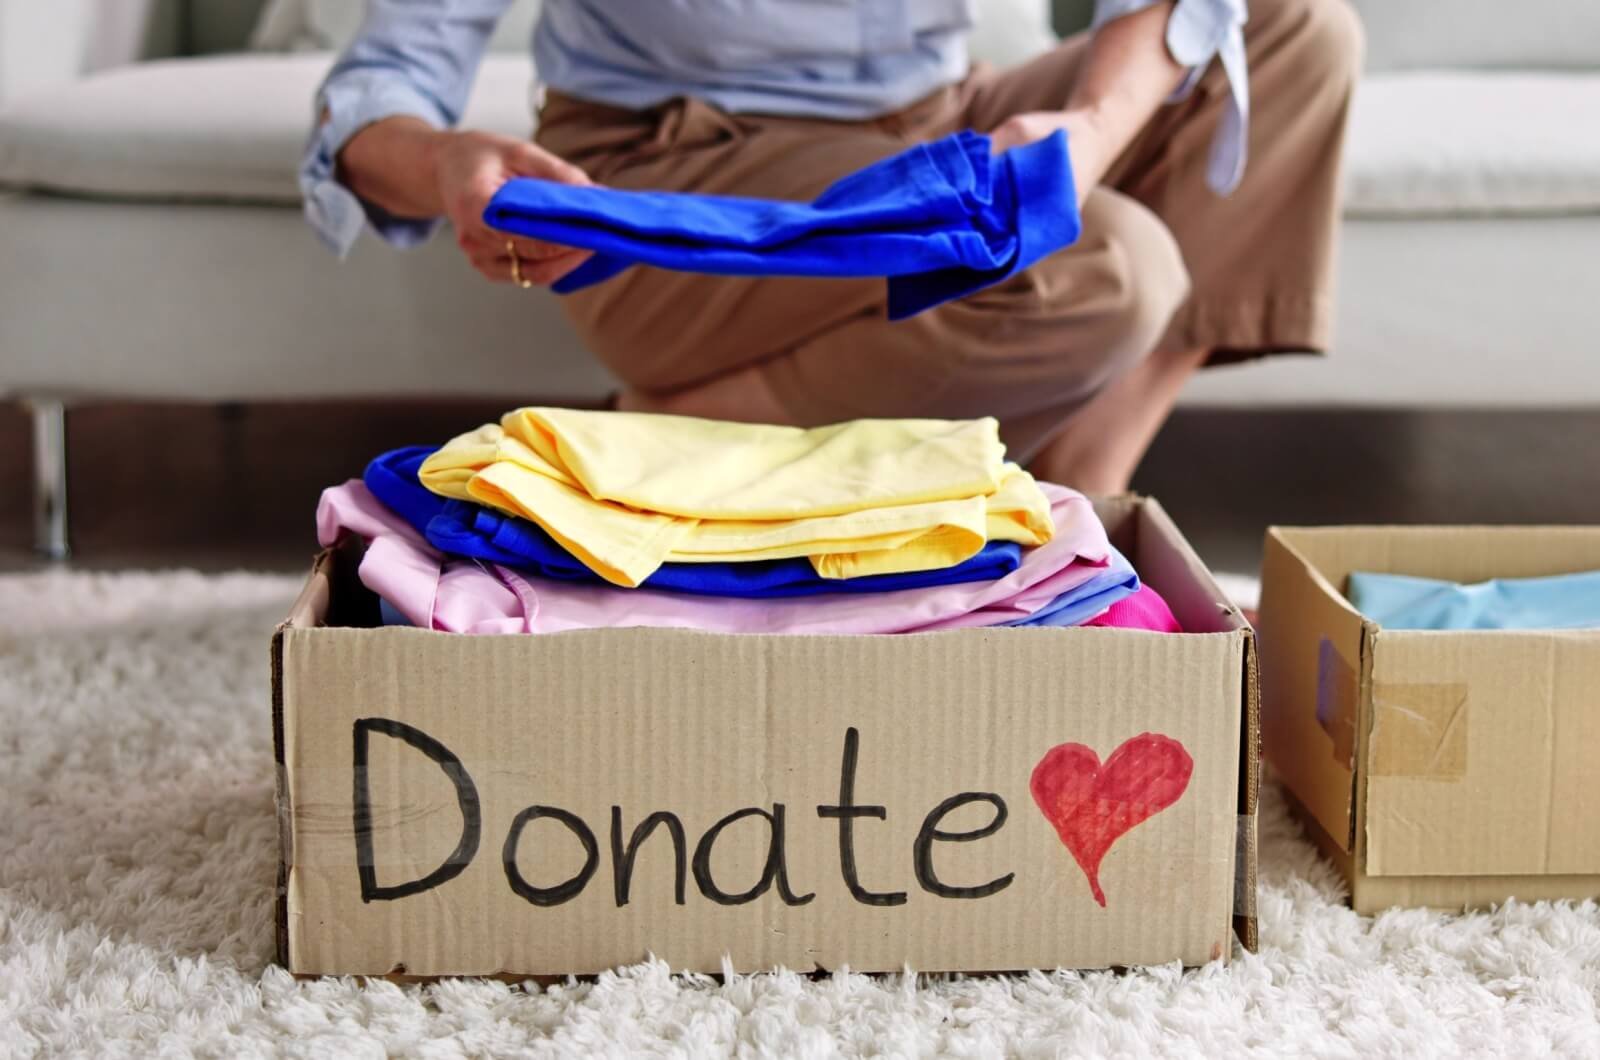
[1368,680,1469,780]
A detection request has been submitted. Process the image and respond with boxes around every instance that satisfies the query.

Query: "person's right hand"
[988,110,1107,207]
[431,129,595,286]
[337,117,593,286]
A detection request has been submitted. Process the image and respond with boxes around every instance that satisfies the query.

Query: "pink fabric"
[317,481,520,633]
[1083,584,1184,633]
[317,479,1113,635]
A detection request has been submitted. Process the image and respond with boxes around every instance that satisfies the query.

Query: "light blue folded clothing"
[1008,546,1140,628]
[1346,569,1600,630]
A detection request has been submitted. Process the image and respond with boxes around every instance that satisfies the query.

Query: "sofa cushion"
[969,0,1058,68]
[1343,72,1600,217]
[0,4,1057,206]
[1347,0,1600,72]
[14,49,1597,218]
[0,53,536,202]
[252,0,1056,65]
[251,0,543,54]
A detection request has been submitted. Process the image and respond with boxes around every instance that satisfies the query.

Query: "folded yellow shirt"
[420,410,1053,588]
[506,406,1009,519]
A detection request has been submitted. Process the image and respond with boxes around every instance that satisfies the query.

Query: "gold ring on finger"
[507,239,533,288]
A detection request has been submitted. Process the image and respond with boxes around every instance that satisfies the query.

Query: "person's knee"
[972,193,1189,340]
[1070,192,1191,366]
[931,192,1188,405]
[947,188,1190,408]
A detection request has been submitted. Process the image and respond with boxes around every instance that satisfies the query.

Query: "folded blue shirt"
[483,129,1080,320]
[364,445,1024,598]
[1008,546,1141,628]
[1346,569,1600,630]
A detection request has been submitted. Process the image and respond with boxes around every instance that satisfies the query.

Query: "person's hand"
[338,118,593,286]
[988,110,1108,205]
[430,130,594,286]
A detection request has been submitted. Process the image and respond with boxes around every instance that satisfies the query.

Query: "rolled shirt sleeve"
[1092,0,1250,194]
[299,0,515,256]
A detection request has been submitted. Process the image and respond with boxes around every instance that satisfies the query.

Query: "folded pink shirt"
[316,479,1115,635]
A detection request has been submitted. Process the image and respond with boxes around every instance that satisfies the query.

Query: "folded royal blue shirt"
[364,446,1024,598]
[483,129,1080,321]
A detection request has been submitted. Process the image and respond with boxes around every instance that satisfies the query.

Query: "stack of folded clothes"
[316,408,1184,635]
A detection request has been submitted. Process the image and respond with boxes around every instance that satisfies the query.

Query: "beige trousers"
[534,0,1363,460]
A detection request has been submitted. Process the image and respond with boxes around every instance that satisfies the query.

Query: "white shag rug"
[3,569,1598,1059]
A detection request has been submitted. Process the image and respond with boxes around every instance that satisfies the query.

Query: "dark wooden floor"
[4,401,1598,575]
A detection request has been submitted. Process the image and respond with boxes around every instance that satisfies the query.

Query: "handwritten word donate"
[353,722,1015,908]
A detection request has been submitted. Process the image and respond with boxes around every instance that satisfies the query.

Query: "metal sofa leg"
[28,399,70,561]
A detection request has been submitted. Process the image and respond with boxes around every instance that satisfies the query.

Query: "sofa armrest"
[0,0,180,107]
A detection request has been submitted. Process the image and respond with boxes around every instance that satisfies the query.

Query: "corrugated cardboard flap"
[271,548,338,968]
[1259,528,1372,855]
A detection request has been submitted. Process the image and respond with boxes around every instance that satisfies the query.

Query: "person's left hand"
[988,110,1108,205]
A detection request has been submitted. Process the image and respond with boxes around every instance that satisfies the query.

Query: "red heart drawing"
[1029,733,1194,907]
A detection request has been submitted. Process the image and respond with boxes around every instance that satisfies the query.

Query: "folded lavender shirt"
[317,479,1113,635]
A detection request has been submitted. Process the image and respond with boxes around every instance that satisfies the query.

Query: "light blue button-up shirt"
[302,0,1248,256]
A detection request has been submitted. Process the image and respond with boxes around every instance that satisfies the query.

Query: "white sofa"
[2,0,1598,558]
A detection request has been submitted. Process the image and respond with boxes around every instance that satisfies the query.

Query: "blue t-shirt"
[484,130,1080,320]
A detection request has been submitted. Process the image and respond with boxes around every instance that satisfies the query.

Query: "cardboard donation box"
[1260,525,1600,914]
[272,497,1258,978]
